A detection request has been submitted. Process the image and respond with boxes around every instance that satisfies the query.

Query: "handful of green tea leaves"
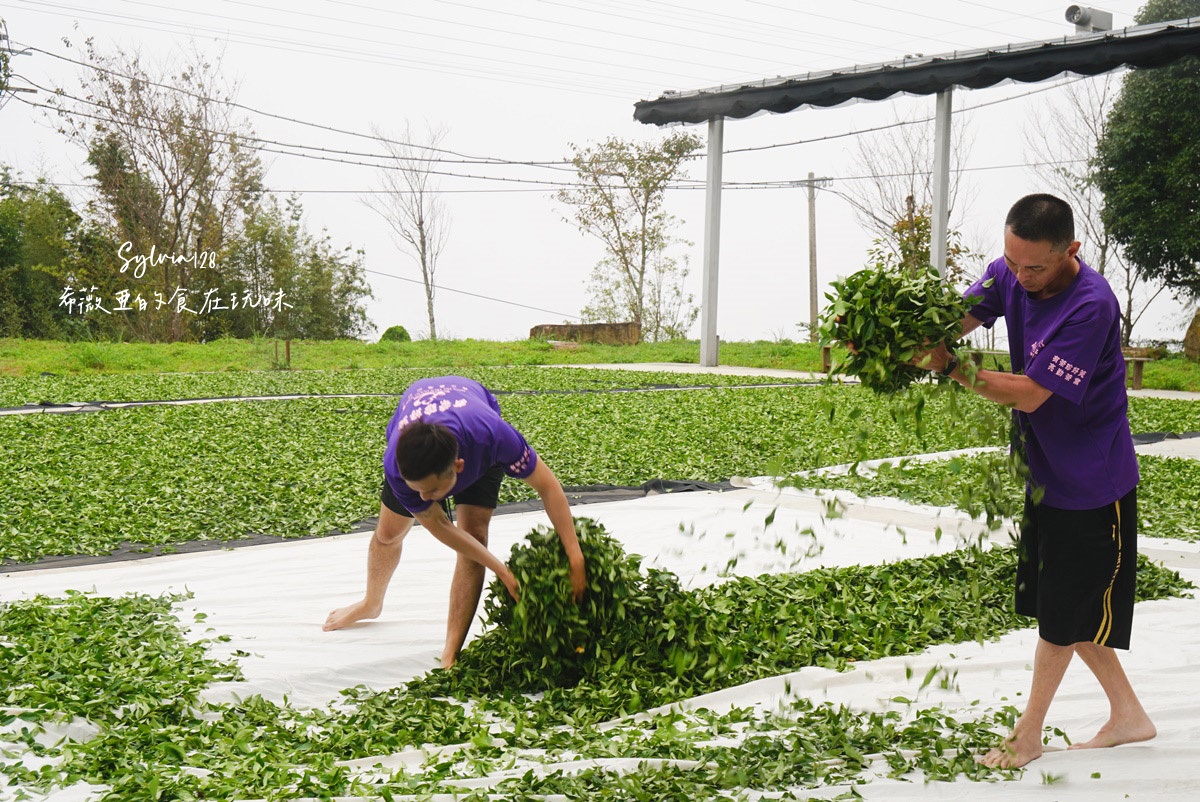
[463,517,684,690]
[819,266,983,394]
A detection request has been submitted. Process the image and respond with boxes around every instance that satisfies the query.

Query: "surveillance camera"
[1066,5,1091,25]
[1066,5,1113,32]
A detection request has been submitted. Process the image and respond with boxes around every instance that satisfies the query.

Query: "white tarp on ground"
[3,440,1199,799]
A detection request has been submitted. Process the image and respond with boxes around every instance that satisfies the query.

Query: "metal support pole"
[931,87,953,278]
[699,116,724,367]
[807,171,818,341]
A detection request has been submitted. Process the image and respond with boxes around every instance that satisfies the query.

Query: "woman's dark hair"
[1005,193,1075,250]
[395,421,458,480]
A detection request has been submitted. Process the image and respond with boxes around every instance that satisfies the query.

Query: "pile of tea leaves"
[2,524,1192,800]
[413,518,1191,722]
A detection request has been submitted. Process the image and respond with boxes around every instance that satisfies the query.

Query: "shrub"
[379,325,411,343]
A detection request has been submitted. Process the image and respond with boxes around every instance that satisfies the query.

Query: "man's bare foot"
[1068,714,1156,751]
[977,729,1043,769]
[323,599,381,631]
[439,650,457,669]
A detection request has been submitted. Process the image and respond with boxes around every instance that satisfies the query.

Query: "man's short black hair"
[1005,193,1075,250]
[395,421,458,481]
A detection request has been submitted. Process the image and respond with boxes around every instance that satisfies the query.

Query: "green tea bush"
[819,266,986,394]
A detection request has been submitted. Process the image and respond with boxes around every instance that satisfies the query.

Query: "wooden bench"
[967,348,1154,390]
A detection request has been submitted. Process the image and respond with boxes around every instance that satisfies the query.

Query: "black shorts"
[380,463,506,518]
[1015,488,1137,649]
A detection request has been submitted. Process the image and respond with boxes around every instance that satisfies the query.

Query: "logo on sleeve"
[1047,355,1086,387]
[508,446,532,475]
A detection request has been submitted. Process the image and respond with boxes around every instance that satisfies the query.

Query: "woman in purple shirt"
[915,194,1153,768]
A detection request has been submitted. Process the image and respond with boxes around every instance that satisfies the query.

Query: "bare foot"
[323,599,381,631]
[1068,714,1156,751]
[977,729,1043,769]
[439,650,457,669]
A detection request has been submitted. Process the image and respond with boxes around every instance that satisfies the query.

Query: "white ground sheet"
[3,441,1199,800]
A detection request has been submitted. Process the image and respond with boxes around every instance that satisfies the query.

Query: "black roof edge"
[634,18,1200,126]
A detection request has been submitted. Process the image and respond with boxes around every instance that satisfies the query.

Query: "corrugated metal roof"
[634,18,1200,125]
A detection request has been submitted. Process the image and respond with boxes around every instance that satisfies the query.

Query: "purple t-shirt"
[966,256,1138,510]
[383,377,537,514]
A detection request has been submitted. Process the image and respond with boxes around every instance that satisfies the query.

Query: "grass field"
[0,337,826,376]
[4,336,1197,390]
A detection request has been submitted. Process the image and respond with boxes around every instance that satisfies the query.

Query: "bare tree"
[1024,75,1166,346]
[367,123,450,341]
[839,110,975,274]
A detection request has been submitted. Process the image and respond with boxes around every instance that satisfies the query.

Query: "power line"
[11,94,589,189]
[17,37,1103,173]
[328,0,806,75]
[12,1,638,100]
[16,43,577,167]
[13,72,579,175]
[745,0,987,51]
[361,267,581,321]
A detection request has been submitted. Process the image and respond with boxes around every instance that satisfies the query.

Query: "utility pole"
[0,20,37,112]
[792,174,832,341]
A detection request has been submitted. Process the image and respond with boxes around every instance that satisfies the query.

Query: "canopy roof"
[634,18,1200,125]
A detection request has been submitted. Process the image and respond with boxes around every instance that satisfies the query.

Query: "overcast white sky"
[1,0,1192,343]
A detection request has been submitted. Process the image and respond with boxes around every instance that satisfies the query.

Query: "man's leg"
[981,637,1076,769]
[1068,642,1156,750]
[440,503,493,668]
[323,503,413,631]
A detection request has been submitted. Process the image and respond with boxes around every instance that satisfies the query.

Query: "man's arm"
[950,366,1053,413]
[414,505,519,600]
[960,313,984,337]
[918,313,1052,413]
[523,459,586,602]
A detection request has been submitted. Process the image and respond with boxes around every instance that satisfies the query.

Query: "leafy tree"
[0,169,120,339]
[218,196,373,340]
[1026,75,1166,346]
[865,201,973,284]
[49,39,265,341]
[366,123,449,341]
[288,226,373,340]
[1094,0,1200,302]
[557,132,702,342]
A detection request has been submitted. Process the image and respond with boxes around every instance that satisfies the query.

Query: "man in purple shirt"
[914,194,1154,768]
[324,377,586,669]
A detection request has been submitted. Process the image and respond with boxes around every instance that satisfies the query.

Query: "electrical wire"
[12,72,581,175]
[361,267,582,321]
[10,94,589,188]
[15,43,576,167]
[12,1,639,100]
